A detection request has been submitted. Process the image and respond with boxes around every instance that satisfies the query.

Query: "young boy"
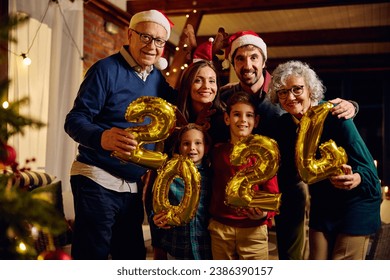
[208,91,279,260]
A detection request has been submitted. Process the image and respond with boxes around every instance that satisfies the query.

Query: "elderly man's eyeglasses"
[277,85,304,100]
[130,29,166,48]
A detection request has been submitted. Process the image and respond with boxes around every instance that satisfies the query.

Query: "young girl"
[208,91,279,260]
[153,123,212,260]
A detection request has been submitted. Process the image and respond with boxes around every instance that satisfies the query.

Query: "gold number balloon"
[225,134,281,211]
[112,96,176,169]
[153,155,201,226]
[295,102,348,184]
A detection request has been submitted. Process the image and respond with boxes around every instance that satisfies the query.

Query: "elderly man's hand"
[101,127,137,155]
[329,98,357,119]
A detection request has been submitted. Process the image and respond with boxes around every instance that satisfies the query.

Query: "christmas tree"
[0,14,68,260]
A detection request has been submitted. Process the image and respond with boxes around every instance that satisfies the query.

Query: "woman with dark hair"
[177,60,223,138]
[146,59,222,259]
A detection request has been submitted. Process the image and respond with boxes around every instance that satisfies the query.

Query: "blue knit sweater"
[65,50,176,182]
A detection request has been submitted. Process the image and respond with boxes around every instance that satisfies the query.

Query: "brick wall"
[83,7,128,71]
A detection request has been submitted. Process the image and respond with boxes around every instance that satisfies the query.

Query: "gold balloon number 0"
[153,155,201,226]
[295,102,348,184]
[225,134,282,212]
[112,96,176,169]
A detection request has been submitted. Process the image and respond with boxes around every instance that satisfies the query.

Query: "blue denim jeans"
[70,175,146,260]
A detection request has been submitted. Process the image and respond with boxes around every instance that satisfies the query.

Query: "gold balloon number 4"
[225,134,282,212]
[112,96,177,169]
[153,155,201,226]
[295,102,348,184]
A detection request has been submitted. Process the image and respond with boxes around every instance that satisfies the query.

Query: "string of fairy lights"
[2,0,83,111]
[164,9,198,78]
[7,1,215,80]
[7,0,83,66]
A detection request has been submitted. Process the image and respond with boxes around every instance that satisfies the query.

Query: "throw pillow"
[13,170,57,190]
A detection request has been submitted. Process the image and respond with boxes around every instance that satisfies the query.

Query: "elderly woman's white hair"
[268,60,326,105]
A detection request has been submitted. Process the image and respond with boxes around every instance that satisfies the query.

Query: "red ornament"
[0,144,17,166]
[38,249,72,260]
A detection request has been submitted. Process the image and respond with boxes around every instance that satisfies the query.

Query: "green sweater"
[274,113,381,235]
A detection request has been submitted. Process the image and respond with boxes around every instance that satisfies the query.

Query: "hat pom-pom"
[155,57,168,70]
[222,59,230,70]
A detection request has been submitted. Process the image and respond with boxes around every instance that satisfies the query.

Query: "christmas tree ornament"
[38,249,72,260]
[37,233,71,260]
[0,144,17,166]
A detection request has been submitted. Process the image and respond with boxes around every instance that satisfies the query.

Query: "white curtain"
[8,0,83,219]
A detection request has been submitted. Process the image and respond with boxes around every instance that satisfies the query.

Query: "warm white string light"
[10,0,83,65]
[21,53,31,65]
[17,1,51,65]
[167,1,198,76]
[2,101,9,109]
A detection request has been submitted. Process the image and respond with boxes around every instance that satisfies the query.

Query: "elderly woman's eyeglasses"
[131,29,166,48]
[276,85,304,100]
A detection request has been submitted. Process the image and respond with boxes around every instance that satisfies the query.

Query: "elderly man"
[65,10,176,260]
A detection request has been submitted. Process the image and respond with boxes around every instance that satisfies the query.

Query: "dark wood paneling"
[198,26,390,47]
[126,0,389,15]
[267,54,390,73]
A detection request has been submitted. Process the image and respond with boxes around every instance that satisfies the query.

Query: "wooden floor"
[143,225,280,260]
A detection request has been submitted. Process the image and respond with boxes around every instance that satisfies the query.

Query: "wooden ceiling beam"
[85,0,131,27]
[126,0,389,15]
[196,26,390,46]
[262,26,390,46]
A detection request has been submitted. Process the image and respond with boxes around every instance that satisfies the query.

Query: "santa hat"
[129,10,173,38]
[192,37,214,63]
[225,30,267,63]
[129,10,173,70]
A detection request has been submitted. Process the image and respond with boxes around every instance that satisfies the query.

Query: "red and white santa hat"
[192,37,214,63]
[225,30,267,62]
[129,9,172,38]
[129,10,173,70]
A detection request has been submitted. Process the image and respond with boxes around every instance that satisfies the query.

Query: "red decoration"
[0,144,17,166]
[38,249,72,260]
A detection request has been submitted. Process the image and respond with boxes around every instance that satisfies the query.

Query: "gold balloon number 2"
[111,96,201,226]
[225,134,282,212]
[295,102,348,184]
[112,96,176,169]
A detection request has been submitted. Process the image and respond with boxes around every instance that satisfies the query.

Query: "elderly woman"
[268,60,381,260]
